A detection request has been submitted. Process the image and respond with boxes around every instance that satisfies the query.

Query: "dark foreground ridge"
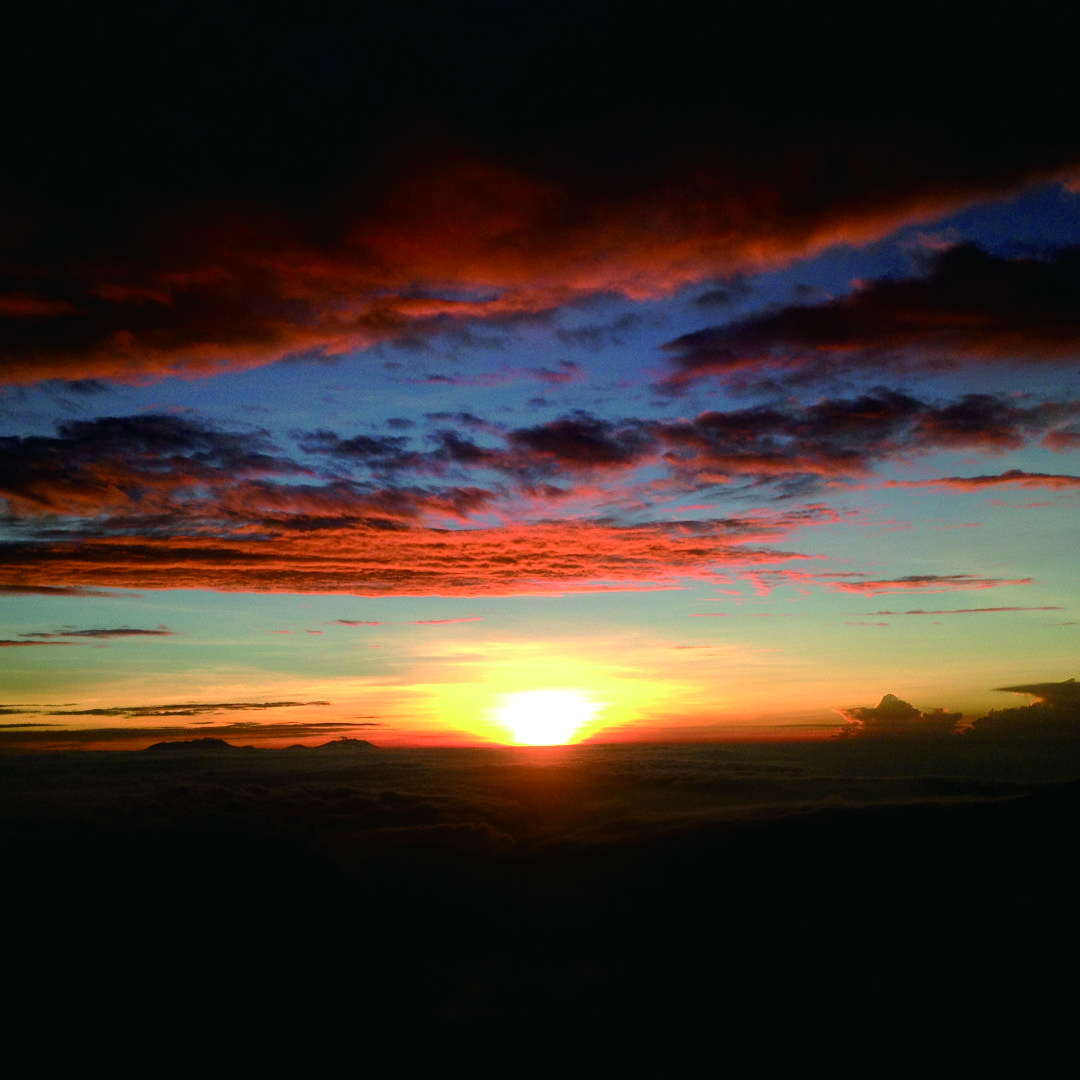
[3,738,1077,1036]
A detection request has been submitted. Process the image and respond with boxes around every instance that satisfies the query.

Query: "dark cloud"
[0,639,78,647]
[858,607,1063,616]
[1043,424,1080,451]
[660,245,1080,391]
[411,366,580,389]
[694,275,754,309]
[20,625,175,640]
[426,430,502,470]
[968,679,1080,738]
[0,414,306,516]
[556,316,641,351]
[528,361,584,384]
[413,617,483,625]
[887,469,1080,491]
[4,7,1077,390]
[993,679,1080,710]
[507,411,657,471]
[423,412,493,430]
[27,394,1067,534]
[0,413,499,532]
[909,395,1070,452]
[41,701,331,719]
[656,392,1078,481]
[51,379,110,396]
[0,396,1069,596]
[0,585,138,597]
[837,693,963,737]
[699,566,1037,599]
[826,575,1032,595]
[658,391,921,477]
[294,429,418,472]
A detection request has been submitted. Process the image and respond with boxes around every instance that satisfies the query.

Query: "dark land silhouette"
[4,726,1078,1036]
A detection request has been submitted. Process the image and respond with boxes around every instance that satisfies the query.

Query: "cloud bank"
[4,5,1078,392]
[837,693,963,737]
[660,245,1080,392]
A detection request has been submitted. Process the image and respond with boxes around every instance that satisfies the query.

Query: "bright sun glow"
[495,689,599,745]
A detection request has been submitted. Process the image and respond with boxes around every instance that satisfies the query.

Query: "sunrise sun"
[495,689,600,745]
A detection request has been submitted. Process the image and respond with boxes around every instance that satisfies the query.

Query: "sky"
[3,12,1079,748]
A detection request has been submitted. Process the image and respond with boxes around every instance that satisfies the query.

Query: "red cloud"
[412,617,484,625]
[825,575,1033,595]
[0,519,811,598]
[857,607,1062,615]
[5,89,1078,389]
[887,470,1080,491]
